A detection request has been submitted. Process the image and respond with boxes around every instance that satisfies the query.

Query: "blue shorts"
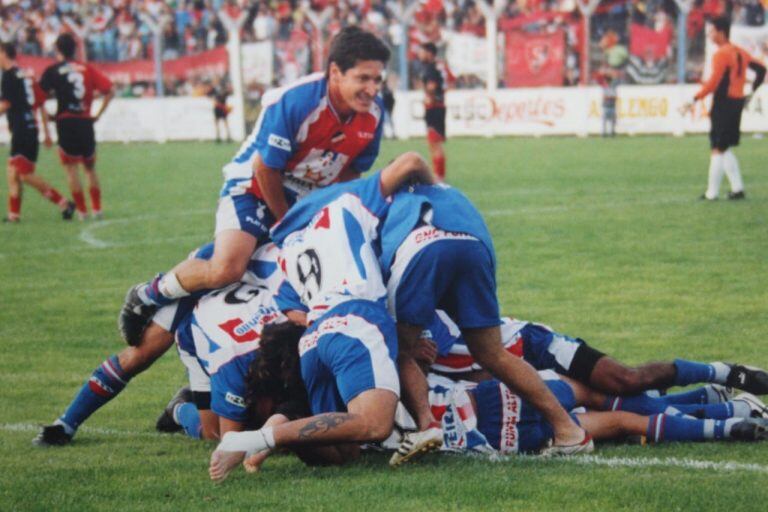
[299,300,400,415]
[387,229,500,329]
[521,324,584,374]
[215,183,275,243]
[472,373,577,454]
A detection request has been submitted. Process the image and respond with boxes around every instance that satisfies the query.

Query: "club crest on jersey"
[268,133,291,151]
[331,131,345,144]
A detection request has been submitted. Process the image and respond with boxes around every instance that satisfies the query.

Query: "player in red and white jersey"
[40,34,114,220]
[119,27,391,347]
[0,43,74,223]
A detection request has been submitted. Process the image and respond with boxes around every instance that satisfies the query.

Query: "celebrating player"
[418,43,447,181]
[207,153,437,482]
[40,33,114,220]
[692,17,765,201]
[425,311,768,397]
[119,26,391,346]
[0,43,74,223]
[381,183,592,465]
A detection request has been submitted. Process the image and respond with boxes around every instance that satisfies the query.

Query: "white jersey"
[185,282,286,375]
[279,192,388,323]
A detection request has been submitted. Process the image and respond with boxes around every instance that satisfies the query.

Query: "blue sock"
[59,355,131,434]
[672,402,744,419]
[174,402,201,439]
[655,387,710,405]
[138,274,175,306]
[604,394,671,415]
[646,414,739,442]
[673,359,730,386]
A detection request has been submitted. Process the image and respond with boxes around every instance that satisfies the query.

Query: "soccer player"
[385,372,768,456]
[40,34,114,220]
[381,184,592,465]
[692,16,765,201]
[419,43,447,180]
[33,243,286,446]
[210,81,232,143]
[0,43,74,223]
[425,311,768,396]
[207,153,437,481]
[119,26,391,346]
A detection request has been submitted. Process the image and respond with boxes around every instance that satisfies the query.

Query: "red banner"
[17,46,228,84]
[630,23,672,60]
[505,30,565,87]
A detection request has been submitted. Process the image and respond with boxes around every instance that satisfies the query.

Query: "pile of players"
[2,34,113,223]
[33,27,768,481]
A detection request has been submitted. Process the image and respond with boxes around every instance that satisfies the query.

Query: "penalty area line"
[1,422,159,439]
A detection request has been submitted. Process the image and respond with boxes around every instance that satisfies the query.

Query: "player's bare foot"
[209,449,246,482]
[243,450,270,473]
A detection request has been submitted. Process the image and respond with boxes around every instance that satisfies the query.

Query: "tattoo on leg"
[297,413,353,441]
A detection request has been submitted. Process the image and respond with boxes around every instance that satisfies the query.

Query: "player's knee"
[606,370,647,395]
[207,261,245,288]
[362,416,394,442]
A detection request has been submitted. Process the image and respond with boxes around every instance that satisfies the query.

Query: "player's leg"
[587,354,768,395]
[5,161,21,222]
[721,98,746,199]
[723,148,745,199]
[34,318,175,446]
[426,108,446,180]
[56,119,88,219]
[83,159,102,219]
[704,148,725,200]
[576,410,768,443]
[18,173,75,217]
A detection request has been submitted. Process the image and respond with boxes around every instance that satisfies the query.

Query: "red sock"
[8,195,21,220]
[43,188,67,207]
[433,155,446,180]
[72,190,87,214]
[89,186,101,213]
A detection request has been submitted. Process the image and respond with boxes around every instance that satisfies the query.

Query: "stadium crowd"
[1,0,766,90]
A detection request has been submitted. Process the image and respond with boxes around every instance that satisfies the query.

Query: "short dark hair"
[421,42,438,56]
[327,26,390,75]
[712,16,731,39]
[0,42,16,60]
[55,33,77,60]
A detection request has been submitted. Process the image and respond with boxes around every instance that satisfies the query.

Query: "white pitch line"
[78,209,210,249]
[485,196,689,217]
[3,422,767,475]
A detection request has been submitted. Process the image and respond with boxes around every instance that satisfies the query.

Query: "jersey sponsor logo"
[499,385,521,454]
[413,226,477,245]
[268,133,291,151]
[225,392,246,408]
[357,131,375,140]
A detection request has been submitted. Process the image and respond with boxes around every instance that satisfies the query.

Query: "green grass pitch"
[1,135,767,511]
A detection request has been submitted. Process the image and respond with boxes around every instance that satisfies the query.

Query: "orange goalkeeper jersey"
[695,43,766,101]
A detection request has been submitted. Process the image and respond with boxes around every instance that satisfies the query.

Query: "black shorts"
[425,106,446,142]
[214,106,228,120]
[9,128,39,164]
[567,342,607,384]
[709,98,744,151]
[56,117,96,161]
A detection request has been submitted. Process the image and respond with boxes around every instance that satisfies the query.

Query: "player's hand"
[243,449,271,473]
[678,101,694,116]
[43,137,53,148]
[744,93,754,108]
[413,337,438,365]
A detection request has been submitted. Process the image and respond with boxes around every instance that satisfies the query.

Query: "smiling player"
[119,26,392,346]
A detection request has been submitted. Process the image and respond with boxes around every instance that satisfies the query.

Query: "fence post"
[218,9,248,141]
[475,0,507,92]
[575,0,600,85]
[302,4,334,73]
[138,12,169,97]
[674,0,693,84]
[387,1,421,91]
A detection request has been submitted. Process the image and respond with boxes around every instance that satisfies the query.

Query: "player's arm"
[0,100,9,115]
[91,66,114,121]
[748,59,766,93]
[379,151,437,196]
[694,51,727,101]
[33,82,52,146]
[424,78,439,104]
[253,154,290,221]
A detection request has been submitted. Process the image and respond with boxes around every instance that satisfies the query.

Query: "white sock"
[706,154,725,199]
[710,362,731,384]
[722,150,744,193]
[158,272,190,299]
[54,418,76,436]
[731,400,752,418]
[216,427,275,454]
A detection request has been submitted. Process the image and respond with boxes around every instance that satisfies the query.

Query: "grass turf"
[1,136,767,511]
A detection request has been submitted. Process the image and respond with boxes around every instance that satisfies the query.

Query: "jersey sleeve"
[695,50,727,100]
[274,279,308,313]
[88,65,113,94]
[349,101,384,173]
[32,81,47,108]
[0,75,8,103]
[351,168,390,217]
[253,96,297,171]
